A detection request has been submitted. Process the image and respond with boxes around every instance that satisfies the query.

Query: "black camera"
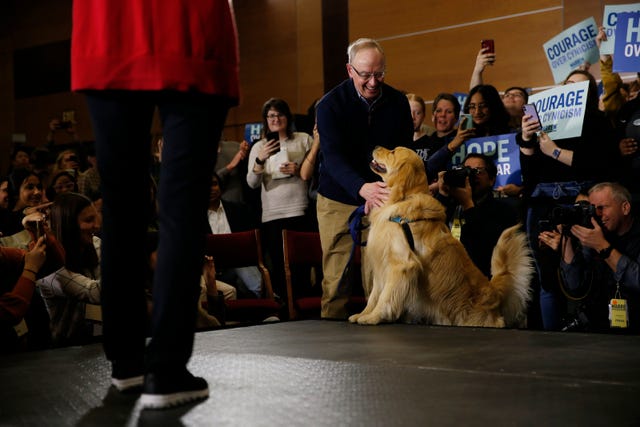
[550,200,596,229]
[443,166,479,188]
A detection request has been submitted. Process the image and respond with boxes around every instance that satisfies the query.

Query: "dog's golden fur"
[349,147,533,327]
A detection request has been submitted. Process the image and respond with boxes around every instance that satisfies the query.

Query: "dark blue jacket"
[316,79,413,205]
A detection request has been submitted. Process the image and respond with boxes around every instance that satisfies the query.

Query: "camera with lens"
[443,166,479,188]
[550,200,596,230]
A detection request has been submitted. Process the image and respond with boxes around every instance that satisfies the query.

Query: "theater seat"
[205,230,282,323]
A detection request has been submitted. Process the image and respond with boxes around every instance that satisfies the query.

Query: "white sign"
[528,80,589,140]
[543,17,600,83]
[601,4,640,55]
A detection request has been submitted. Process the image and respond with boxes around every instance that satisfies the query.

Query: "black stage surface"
[1,320,639,426]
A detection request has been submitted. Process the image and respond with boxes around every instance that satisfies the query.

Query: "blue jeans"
[86,90,229,373]
[526,181,593,330]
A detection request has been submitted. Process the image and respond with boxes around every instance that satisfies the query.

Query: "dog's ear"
[392,157,428,200]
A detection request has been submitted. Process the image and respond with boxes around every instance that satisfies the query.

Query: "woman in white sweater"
[247,98,313,302]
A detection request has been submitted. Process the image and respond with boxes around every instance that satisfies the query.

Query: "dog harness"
[389,216,427,252]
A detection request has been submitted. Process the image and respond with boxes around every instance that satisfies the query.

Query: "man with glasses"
[436,153,519,278]
[315,38,413,319]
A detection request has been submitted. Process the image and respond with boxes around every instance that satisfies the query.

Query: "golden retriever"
[349,147,533,327]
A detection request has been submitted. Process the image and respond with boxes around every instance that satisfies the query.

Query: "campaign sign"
[601,4,640,55]
[613,11,640,72]
[244,122,263,145]
[453,92,468,110]
[543,17,600,83]
[528,80,589,140]
[449,133,521,187]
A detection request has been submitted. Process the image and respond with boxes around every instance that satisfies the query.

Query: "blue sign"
[543,17,600,83]
[449,133,521,187]
[244,122,263,145]
[613,11,640,72]
[601,4,640,55]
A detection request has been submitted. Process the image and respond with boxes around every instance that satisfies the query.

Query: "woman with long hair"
[38,192,102,346]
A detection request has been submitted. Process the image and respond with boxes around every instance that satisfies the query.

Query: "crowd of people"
[1,19,640,408]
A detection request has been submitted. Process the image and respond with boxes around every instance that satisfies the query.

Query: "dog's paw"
[356,313,383,325]
[348,313,360,323]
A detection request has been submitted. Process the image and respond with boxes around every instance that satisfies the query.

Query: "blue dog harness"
[389,216,427,252]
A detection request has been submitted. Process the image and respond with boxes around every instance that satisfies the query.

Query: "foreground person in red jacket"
[71,0,240,409]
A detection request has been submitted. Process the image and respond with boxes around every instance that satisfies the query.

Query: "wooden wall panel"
[349,0,562,40]
[381,10,564,101]
[226,0,323,142]
[2,0,635,170]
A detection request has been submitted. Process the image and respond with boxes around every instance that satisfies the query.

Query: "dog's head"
[371,146,428,201]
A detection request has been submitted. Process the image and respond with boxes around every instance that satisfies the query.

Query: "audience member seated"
[38,192,102,347]
[215,137,250,204]
[52,149,81,180]
[2,170,46,237]
[6,147,32,176]
[207,172,262,298]
[1,215,66,352]
[436,153,518,278]
[46,170,79,202]
[559,182,639,334]
[78,144,101,202]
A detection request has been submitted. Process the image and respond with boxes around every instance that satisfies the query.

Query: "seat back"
[282,230,324,320]
[205,229,274,299]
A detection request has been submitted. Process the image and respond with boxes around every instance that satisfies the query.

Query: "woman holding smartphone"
[246,98,313,306]
[518,69,620,331]
[463,84,512,136]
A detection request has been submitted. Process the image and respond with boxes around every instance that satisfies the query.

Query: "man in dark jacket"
[316,38,413,319]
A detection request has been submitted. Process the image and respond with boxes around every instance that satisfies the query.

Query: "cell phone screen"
[481,39,495,53]
[459,113,473,130]
[522,104,542,129]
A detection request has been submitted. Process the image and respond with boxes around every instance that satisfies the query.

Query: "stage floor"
[1,320,639,426]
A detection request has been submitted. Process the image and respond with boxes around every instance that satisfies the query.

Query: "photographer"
[558,182,639,333]
[436,153,518,278]
[519,69,619,330]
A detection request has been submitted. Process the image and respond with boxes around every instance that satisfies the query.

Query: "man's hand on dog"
[360,182,389,214]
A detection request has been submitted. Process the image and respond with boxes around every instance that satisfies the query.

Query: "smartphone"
[522,103,542,130]
[459,113,473,130]
[481,39,495,54]
[265,131,280,153]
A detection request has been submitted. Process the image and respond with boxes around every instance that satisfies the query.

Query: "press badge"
[451,217,462,240]
[609,298,629,328]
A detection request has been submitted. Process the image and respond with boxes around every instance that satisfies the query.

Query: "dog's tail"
[489,224,534,327]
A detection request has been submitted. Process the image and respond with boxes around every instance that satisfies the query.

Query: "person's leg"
[85,91,154,389]
[317,195,356,319]
[141,92,229,408]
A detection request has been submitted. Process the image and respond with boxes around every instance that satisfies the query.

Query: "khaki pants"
[317,194,361,319]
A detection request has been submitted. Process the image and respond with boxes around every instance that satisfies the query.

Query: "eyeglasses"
[471,166,487,174]
[502,92,524,99]
[266,113,284,120]
[350,64,385,81]
[467,103,489,112]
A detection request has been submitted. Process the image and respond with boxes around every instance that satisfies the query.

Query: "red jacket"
[71,0,240,103]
